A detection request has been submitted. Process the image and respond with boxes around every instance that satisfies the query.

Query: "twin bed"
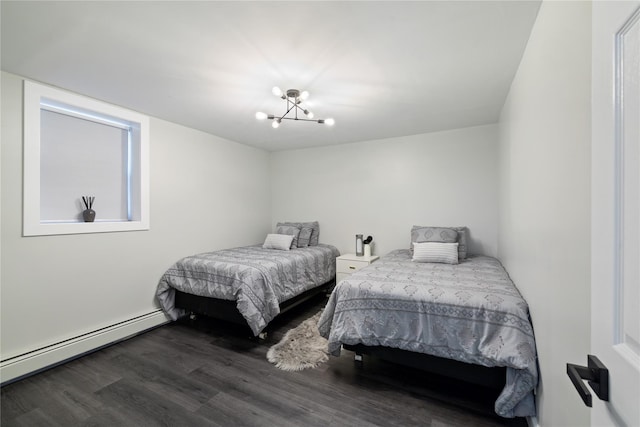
[156,221,339,336]
[156,224,538,419]
[318,249,538,418]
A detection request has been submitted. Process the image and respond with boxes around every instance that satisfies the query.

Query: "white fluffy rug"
[266,311,329,371]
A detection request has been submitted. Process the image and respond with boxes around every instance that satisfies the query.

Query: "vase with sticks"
[82,196,95,222]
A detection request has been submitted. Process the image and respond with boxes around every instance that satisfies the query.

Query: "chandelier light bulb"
[325,118,335,126]
[300,91,309,100]
[255,112,268,120]
[272,119,281,129]
[304,110,314,119]
[272,86,284,98]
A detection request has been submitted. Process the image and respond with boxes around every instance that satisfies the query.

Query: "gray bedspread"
[318,250,538,418]
[157,244,339,335]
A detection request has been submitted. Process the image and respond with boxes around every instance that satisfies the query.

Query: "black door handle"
[566,355,609,407]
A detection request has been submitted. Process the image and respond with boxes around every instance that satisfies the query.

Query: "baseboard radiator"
[0,310,169,385]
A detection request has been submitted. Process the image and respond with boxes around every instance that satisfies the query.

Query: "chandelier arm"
[280,117,321,122]
[277,102,297,121]
[292,102,309,116]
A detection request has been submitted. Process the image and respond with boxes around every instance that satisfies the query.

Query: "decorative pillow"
[412,242,459,264]
[263,234,294,251]
[411,226,458,244]
[411,225,468,259]
[451,226,468,259]
[307,221,320,246]
[277,221,320,246]
[275,225,301,248]
[297,226,313,248]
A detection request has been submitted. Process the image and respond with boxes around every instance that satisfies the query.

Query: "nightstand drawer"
[336,258,370,274]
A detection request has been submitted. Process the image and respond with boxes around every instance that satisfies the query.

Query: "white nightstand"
[336,253,380,284]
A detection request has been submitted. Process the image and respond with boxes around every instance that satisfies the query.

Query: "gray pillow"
[297,226,313,248]
[275,225,301,249]
[277,221,320,246]
[307,221,320,246]
[411,225,468,259]
[451,226,468,259]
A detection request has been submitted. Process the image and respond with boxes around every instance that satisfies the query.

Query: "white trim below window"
[23,80,150,236]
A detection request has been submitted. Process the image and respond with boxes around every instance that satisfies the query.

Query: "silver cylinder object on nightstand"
[356,234,364,256]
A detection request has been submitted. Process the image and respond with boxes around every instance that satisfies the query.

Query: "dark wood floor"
[1,295,528,426]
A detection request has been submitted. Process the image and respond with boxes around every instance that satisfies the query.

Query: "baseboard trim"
[0,310,169,385]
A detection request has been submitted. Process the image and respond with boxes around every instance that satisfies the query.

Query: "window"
[23,80,149,236]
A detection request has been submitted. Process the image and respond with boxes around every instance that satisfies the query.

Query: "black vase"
[83,209,96,222]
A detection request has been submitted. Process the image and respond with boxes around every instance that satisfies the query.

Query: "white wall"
[271,124,499,258]
[498,2,592,426]
[0,71,271,378]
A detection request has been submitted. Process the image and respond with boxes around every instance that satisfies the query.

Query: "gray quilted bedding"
[318,250,538,418]
[157,244,339,335]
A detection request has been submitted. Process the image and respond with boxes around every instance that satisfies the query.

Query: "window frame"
[23,80,150,236]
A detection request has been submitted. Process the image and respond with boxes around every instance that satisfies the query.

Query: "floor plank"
[1,295,528,426]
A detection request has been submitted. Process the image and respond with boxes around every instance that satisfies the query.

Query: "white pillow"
[263,234,294,251]
[412,242,459,264]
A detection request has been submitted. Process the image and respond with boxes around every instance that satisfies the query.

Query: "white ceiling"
[1,1,541,152]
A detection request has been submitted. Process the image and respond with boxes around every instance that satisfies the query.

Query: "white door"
[592,1,640,426]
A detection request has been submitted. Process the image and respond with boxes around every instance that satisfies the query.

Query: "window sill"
[23,220,149,237]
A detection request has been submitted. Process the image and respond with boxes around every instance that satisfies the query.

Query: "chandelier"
[256,87,335,128]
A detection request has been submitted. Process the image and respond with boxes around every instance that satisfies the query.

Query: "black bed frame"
[343,343,507,391]
[174,279,334,335]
